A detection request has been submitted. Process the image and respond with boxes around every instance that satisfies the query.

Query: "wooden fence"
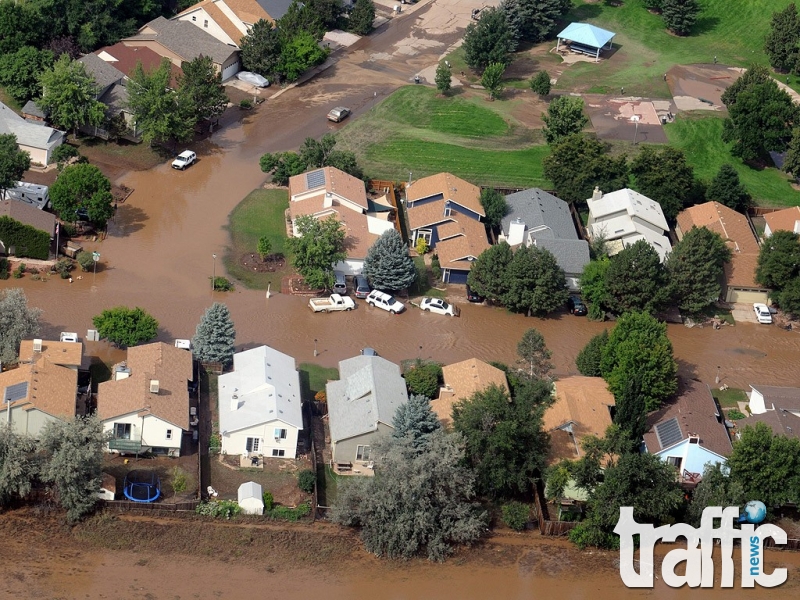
[533,481,578,536]
[102,499,200,512]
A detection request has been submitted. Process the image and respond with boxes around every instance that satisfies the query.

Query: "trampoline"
[123,470,161,503]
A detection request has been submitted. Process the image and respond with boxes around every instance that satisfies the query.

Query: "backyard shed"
[556,23,616,62]
[237,481,264,515]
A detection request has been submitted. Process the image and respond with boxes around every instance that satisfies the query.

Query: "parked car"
[172,150,197,170]
[361,347,379,356]
[327,106,351,122]
[366,290,405,314]
[567,295,587,316]
[59,332,78,342]
[333,271,347,295]
[309,293,355,313]
[466,284,484,303]
[420,297,459,316]
[354,275,371,299]
[237,71,270,87]
[753,303,773,324]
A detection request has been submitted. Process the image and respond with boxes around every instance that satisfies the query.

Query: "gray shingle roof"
[534,238,590,276]
[0,102,64,152]
[326,355,409,443]
[78,53,125,95]
[502,188,579,241]
[256,0,293,19]
[101,83,130,115]
[21,101,46,119]
[132,16,238,65]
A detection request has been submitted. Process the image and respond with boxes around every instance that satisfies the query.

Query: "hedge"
[0,216,50,259]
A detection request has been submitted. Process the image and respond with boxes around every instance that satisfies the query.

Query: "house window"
[416,230,432,244]
[272,449,285,457]
[274,428,287,440]
[246,437,261,453]
[204,19,208,27]
[356,445,371,461]
[166,429,173,440]
[666,456,682,470]
[114,423,131,439]
[192,15,196,21]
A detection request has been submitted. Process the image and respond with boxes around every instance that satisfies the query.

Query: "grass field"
[224,188,290,289]
[664,114,798,207]
[712,386,748,409]
[298,363,339,401]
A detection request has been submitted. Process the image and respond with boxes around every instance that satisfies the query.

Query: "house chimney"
[794,219,800,235]
[324,191,333,208]
[231,393,240,411]
[507,218,527,246]
[33,339,42,353]
[149,380,160,394]
[592,186,603,201]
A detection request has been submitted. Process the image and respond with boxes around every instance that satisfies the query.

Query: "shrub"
[240,99,253,109]
[212,276,234,291]
[208,433,221,453]
[76,251,95,271]
[262,491,274,512]
[568,520,619,550]
[196,499,241,519]
[298,469,316,494]
[12,263,25,278]
[314,390,327,402]
[0,216,51,259]
[431,255,441,280]
[502,501,530,531]
[404,362,442,399]
[51,258,74,277]
[60,222,77,237]
[171,467,188,495]
[0,258,8,279]
[51,144,80,169]
[415,237,429,255]
[728,409,746,420]
[266,502,311,521]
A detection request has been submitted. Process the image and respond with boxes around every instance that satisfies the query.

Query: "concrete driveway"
[731,303,759,324]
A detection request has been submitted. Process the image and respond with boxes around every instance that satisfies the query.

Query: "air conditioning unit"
[150,380,160,394]
[33,339,42,353]
[86,329,99,342]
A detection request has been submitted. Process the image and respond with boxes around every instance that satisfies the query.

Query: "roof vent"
[149,380,160,394]
[33,339,42,353]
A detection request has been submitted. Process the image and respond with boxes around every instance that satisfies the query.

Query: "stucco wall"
[222,420,299,458]
[332,422,393,463]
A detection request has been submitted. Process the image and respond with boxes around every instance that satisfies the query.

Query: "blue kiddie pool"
[123,470,161,503]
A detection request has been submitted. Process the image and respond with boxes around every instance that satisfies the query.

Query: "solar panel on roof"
[306,169,326,189]
[4,382,28,403]
[655,417,683,449]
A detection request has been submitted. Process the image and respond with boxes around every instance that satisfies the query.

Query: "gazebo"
[556,23,616,63]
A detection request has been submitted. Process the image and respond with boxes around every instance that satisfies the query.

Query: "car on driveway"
[366,290,405,314]
[567,295,587,316]
[354,275,371,299]
[327,106,351,122]
[466,284,484,303]
[754,303,773,324]
[237,71,270,87]
[172,150,196,170]
[420,297,459,316]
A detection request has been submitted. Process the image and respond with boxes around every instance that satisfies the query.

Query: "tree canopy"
[706,164,752,212]
[613,373,648,448]
[49,163,114,227]
[0,288,41,365]
[467,242,513,303]
[192,302,236,367]
[403,361,442,400]
[288,215,347,290]
[575,329,608,377]
[479,188,508,229]
[38,54,106,135]
[756,230,800,289]
[481,62,506,100]
[502,244,569,316]
[500,0,570,43]
[463,8,516,71]
[363,229,416,292]
[604,240,669,315]
[542,96,589,145]
[765,3,800,73]
[777,277,800,318]
[348,0,375,36]
[0,46,54,103]
[435,60,452,94]
[240,19,283,80]
[92,306,159,348]
[260,134,364,185]
[630,145,697,221]
[665,226,731,314]
[686,463,746,527]
[578,258,611,320]
[179,55,228,123]
[393,394,441,449]
[660,0,700,36]
[0,134,31,192]
[530,70,551,96]
[516,328,552,379]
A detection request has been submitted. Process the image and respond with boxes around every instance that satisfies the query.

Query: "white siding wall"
[222,420,299,459]
[749,388,767,414]
[7,405,62,438]
[333,259,364,275]
[177,8,236,45]
[19,144,48,166]
[103,412,183,455]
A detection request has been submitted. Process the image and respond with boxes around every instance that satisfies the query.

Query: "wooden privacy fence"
[533,481,578,536]
[102,499,200,512]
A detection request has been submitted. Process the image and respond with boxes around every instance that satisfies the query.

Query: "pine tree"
[660,0,700,36]
[576,330,608,377]
[529,70,551,97]
[192,302,236,367]
[613,373,648,448]
[348,0,375,36]
[516,328,553,379]
[783,127,800,176]
[435,61,452,95]
[363,229,415,292]
[393,394,441,449]
[765,3,800,73]
[706,164,752,213]
[463,8,516,70]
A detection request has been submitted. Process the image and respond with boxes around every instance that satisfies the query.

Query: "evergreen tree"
[479,188,508,228]
[783,127,800,176]
[467,242,513,303]
[604,240,669,315]
[435,60,452,95]
[666,226,731,314]
[542,96,589,145]
[179,55,228,123]
[0,425,38,505]
[192,302,236,367]
[579,258,611,320]
[481,62,506,100]
[756,230,800,289]
[576,330,608,377]
[363,229,415,292]
[706,164,752,212]
[463,8,516,71]
[0,288,41,365]
[613,373,648,448]
[38,54,106,136]
[393,394,441,449]
[765,3,800,73]
[529,70,551,97]
[240,19,284,81]
[660,0,700,36]
[630,145,696,221]
[502,244,569,316]
[516,328,552,379]
[0,134,31,193]
[500,0,570,43]
[348,0,375,36]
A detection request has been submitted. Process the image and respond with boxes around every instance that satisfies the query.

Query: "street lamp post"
[631,115,640,145]
[314,339,318,357]
[212,253,217,292]
[92,251,100,284]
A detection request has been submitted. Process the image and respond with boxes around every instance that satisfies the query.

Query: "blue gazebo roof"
[557,23,616,49]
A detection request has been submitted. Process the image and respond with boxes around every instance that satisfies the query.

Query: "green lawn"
[410,256,446,299]
[298,363,339,401]
[665,115,799,207]
[224,188,290,289]
[712,386,748,409]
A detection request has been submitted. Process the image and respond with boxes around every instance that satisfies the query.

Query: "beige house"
[0,101,64,166]
[432,358,509,428]
[764,206,800,237]
[175,0,281,46]
[676,201,769,304]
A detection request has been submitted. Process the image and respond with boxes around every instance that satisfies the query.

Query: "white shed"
[237,481,264,515]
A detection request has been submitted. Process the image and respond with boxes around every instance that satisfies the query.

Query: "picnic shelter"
[556,23,616,62]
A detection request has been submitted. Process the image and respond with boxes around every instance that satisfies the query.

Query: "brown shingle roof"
[738,409,800,439]
[19,340,83,368]
[97,342,192,430]
[1,356,77,420]
[406,173,484,217]
[435,217,489,270]
[676,202,763,290]
[0,200,55,236]
[288,167,368,210]
[97,42,183,86]
[224,0,272,24]
[543,376,615,464]
[751,385,800,411]
[764,206,800,236]
[643,379,732,458]
[432,359,509,428]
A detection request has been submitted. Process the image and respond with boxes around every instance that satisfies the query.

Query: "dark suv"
[466,284,484,303]
[567,295,587,316]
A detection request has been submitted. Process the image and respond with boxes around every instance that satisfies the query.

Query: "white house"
[740,385,800,440]
[0,101,64,166]
[174,0,291,47]
[237,481,264,515]
[218,345,303,459]
[98,342,193,457]
[587,187,672,262]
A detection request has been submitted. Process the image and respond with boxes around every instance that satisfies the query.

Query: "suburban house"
[500,188,590,291]
[122,16,241,81]
[643,379,732,487]
[2,339,83,437]
[175,0,289,47]
[77,54,136,140]
[0,199,56,248]
[586,187,672,262]
[288,167,396,275]
[431,358,509,429]
[96,43,184,85]
[0,101,64,165]
[217,345,303,459]
[542,376,615,501]
[405,172,489,284]
[326,355,408,466]
[676,201,769,304]
[97,342,194,457]
[740,385,800,439]
[764,206,800,237]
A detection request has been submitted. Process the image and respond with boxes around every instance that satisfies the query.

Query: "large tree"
[600,311,678,411]
[542,96,589,145]
[38,54,106,136]
[288,215,347,290]
[777,277,800,318]
[480,62,506,100]
[660,0,700,36]
[784,127,800,176]
[516,328,552,379]
[578,258,611,320]
[756,230,800,290]
[331,432,487,561]
[706,164,752,212]
[240,19,284,81]
[277,0,325,39]
[502,244,569,316]
[259,151,307,185]
[92,306,159,348]
[466,242,513,303]
[630,145,696,221]
[277,31,328,82]
[0,425,39,506]
[721,65,798,162]
[462,7,516,71]
[300,134,337,168]
[179,55,228,123]
[665,225,731,315]
[575,330,608,377]
[0,0,44,54]
[0,288,41,365]
[348,0,375,36]
[362,229,415,292]
[49,163,114,227]
[687,463,746,527]
[479,188,508,229]
[0,46,54,103]
[500,0,570,43]
[0,134,31,193]
[435,60,451,95]
[393,394,441,448]
[453,379,551,498]
[765,3,800,73]
[192,302,236,368]
[604,239,669,315]
[530,70,551,97]
[613,373,648,448]
[542,134,629,204]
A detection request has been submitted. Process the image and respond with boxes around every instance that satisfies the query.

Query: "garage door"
[221,60,240,82]
[726,288,769,304]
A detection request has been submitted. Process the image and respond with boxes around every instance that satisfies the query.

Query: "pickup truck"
[308,293,355,313]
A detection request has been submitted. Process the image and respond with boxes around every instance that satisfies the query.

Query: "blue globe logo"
[741,500,767,524]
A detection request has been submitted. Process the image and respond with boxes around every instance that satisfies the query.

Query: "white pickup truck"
[308,293,355,313]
